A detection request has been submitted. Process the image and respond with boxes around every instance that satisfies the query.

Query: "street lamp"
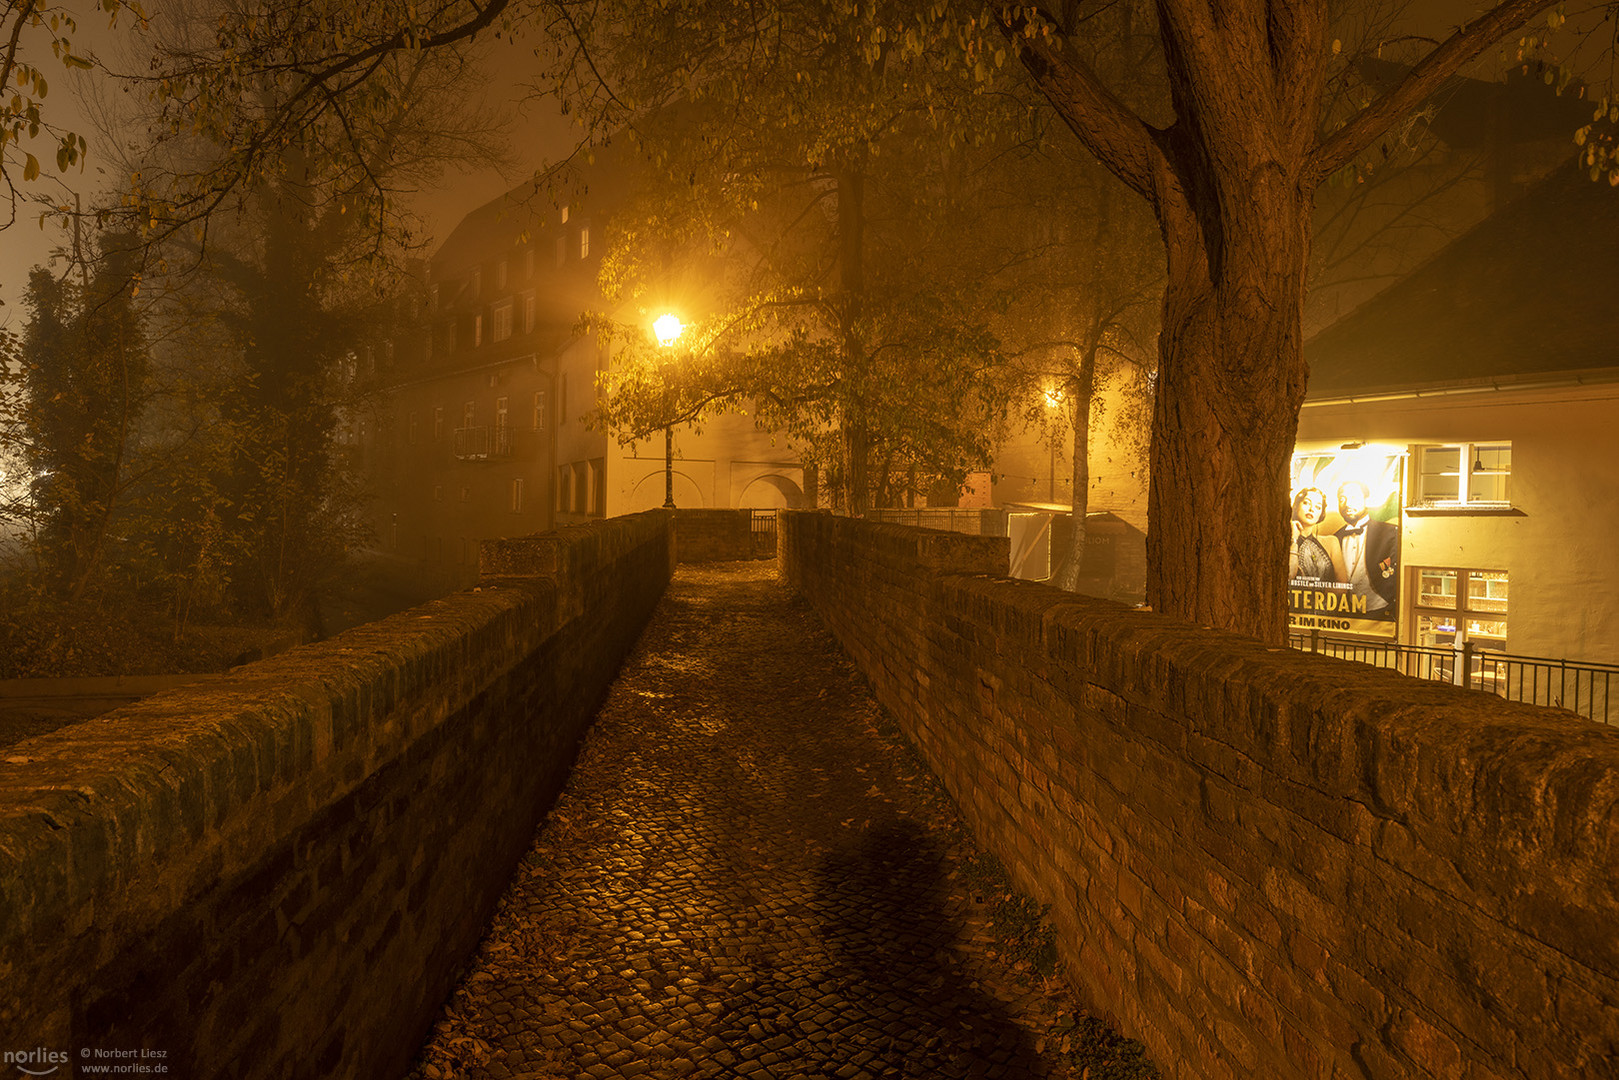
[654,313,685,509]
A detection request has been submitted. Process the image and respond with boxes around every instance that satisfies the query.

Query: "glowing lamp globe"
[653,313,685,347]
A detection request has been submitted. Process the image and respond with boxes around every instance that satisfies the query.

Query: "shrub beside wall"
[0,511,674,1080]
[779,510,1619,1080]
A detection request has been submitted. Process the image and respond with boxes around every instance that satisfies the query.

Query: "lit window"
[560,205,569,224]
[579,225,590,259]
[1415,443,1511,508]
[493,301,513,342]
[1412,567,1508,653]
[473,314,484,347]
[511,477,525,513]
[532,389,546,431]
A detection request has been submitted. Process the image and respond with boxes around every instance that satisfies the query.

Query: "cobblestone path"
[409,562,1093,1080]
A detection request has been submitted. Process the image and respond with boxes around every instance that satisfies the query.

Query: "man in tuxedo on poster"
[1333,480,1398,616]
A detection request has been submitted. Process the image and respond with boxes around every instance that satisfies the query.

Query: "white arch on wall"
[738,473,805,509]
[628,470,705,511]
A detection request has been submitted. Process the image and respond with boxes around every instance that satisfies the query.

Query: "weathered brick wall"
[0,511,674,1080]
[779,510,1619,1080]
[673,508,771,563]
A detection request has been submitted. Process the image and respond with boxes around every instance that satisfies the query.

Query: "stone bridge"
[0,510,1613,1080]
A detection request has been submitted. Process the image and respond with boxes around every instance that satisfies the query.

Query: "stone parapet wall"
[0,512,674,1080]
[673,508,773,563]
[778,510,1619,1080]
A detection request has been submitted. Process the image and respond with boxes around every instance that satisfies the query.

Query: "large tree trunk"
[1144,183,1312,644]
[1006,0,1552,643]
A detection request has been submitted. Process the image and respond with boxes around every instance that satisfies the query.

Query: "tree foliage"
[574,0,1035,511]
[7,235,149,599]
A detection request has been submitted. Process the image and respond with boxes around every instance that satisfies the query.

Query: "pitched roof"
[1304,162,1619,398]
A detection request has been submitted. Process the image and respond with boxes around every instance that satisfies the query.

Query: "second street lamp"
[653,313,685,509]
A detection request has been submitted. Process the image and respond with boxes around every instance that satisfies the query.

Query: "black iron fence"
[751,509,778,558]
[1289,631,1617,727]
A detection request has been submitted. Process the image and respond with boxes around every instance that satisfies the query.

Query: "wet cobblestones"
[409,562,1087,1079]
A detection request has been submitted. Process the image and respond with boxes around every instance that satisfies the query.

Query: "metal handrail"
[1290,631,1616,726]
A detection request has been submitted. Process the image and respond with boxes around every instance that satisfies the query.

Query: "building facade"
[361,175,808,592]
[1295,163,1619,666]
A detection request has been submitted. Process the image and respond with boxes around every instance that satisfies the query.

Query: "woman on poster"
[1289,487,1348,585]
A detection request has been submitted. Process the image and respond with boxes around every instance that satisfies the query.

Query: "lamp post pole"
[654,313,685,511]
[664,410,675,509]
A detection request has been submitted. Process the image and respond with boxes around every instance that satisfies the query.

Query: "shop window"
[1415,443,1511,507]
[1411,567,1508,652]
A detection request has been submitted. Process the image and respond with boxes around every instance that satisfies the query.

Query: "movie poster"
[1288,449,1403,639]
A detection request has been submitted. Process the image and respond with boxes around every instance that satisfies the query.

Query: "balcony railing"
[1289,631,1617,727]
[452,425,514,461]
